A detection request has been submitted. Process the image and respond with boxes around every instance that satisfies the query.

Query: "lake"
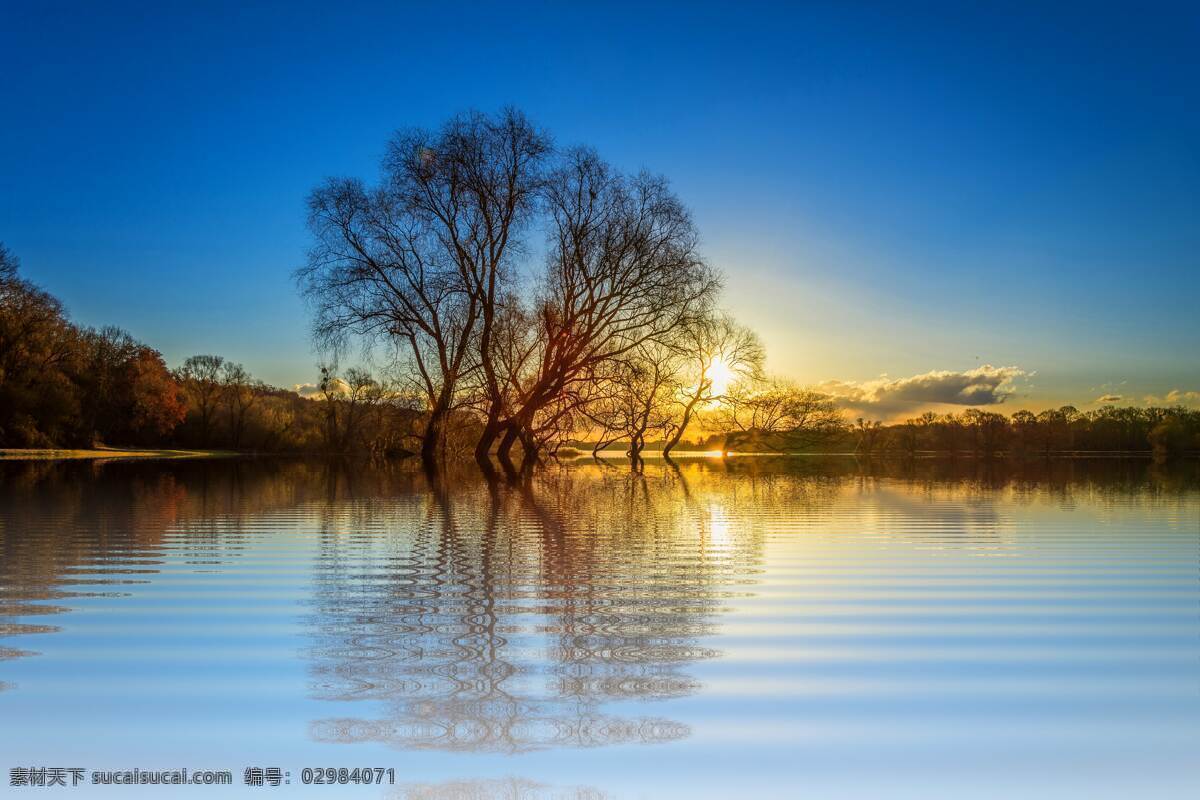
[1,456,1197,798]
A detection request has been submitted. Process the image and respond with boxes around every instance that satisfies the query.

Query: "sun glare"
[709,357,735,397]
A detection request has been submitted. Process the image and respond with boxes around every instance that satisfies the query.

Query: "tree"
[661,313,763,457]
[0,244,80,446]
[492,148,719,465]
[1148,409,1199,459]
[1035,406,1079,453]
[582,342,681,463]
[400,111,551,464]
[299,109,550,466]
[962,409,1008,456]
[221,362,262,449]
[315,364,391,453]
[0,245,188,448]
[894,418,920,455]
[718,378,844,452]
[853,418,884,455]
[125,347,187,441]
[75,326,140,442]
[177,355,225,447]
[75,326,185,445]
[1010,410,1038,454]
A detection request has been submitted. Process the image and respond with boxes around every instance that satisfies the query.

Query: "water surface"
[1,457,1197,798]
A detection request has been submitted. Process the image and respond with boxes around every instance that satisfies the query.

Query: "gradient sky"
[2,1,1197,416]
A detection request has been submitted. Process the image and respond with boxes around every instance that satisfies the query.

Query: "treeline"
[170,357,424,455]
[0,242,418,453]
[865,406,1200,458]
[680,405,1199,459]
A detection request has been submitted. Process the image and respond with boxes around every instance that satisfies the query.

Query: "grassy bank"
[0,447,238,461]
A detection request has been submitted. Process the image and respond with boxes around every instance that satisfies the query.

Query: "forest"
[2,111,1197,465]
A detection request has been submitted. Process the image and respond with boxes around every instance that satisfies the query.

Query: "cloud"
[819,365,1026,418]
[1165,389,1200,406]
[1143,389,1200,407]
[1095,394,1123,404]
[294,379,349,399]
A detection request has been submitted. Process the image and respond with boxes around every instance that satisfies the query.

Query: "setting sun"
[708,357,735,397]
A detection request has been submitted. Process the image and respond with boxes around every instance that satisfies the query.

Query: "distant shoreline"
[581,448,1197,459]
[0,448,239,461]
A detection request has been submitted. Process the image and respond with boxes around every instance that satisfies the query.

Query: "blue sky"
[2,1,1197,413]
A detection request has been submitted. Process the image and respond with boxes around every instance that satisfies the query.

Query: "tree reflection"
[305,464,763,752]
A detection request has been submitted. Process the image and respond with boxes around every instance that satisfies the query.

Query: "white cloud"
[819,365,1026,418]
[1095,394,1123,404]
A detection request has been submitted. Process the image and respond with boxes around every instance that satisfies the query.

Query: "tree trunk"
[519,428,540,471]
[628,430,644,461]
[592,435,615,457]
[497,425,521,472]
[628,432,646,470]
[662,395,700,456]
[421,402,448,466]
[474,413,501,466]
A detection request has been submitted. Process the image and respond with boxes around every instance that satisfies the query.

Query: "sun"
[708,356,735,397]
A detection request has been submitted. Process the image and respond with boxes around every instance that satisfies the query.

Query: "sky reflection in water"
[0,457,1197,798]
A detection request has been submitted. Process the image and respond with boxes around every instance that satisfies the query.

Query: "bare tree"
[177,354,225,447]
[77,326,139,441]
[299,113,725,469]
[221,361,262,449]
[579,345,680,463]
[400,111,551,463]
[0,243,16,287]
[621,342,682,463]
[581,370,629,457]
[718,377,844,453]
[661,313,763,456]
[493,148,720,464]
[316,364,390,453]
[299,109,549,466]
[852,417,884,455]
